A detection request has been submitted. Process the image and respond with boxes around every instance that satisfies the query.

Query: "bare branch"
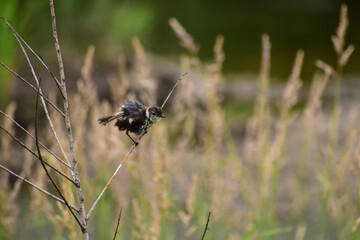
[161,72,188,109]
[0,61,65,117]
[49,3,66,86]
[113,208,123,240]
[0,109,71,169]
[12,26,73,172]
[0,124,37,160]
[200,212,211,240]
[34,82,85,231]
[0,163,79,212]
[87,141,139,220]
[0,17,63,92]
[49,1,88,237]
[0,125,75,185]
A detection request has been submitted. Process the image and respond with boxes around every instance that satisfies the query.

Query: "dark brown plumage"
[98,100,166,145]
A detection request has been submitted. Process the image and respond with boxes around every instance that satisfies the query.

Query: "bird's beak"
[161,114,166,118]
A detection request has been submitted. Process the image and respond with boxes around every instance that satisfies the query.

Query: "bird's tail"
[98,115,117,125]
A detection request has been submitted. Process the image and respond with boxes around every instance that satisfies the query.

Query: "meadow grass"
[0,4,359,240]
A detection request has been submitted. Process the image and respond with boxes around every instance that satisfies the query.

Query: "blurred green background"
[1,0,360,90]
[0,0,360,125]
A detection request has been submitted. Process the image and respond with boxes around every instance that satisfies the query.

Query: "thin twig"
[0,124,37,159]
[34,82,85,231]
[0,17,63,93]
[87,141,139,219]
[0,163,79,212]
[0,109,72,169]
[112,207,123,240]
[0,125,76,185]
[12,29,73,172]
[161,72,188,109]
[49,2,66,87]
[200,212,211,240]
[49,1,88,237]
[0,61,65,116]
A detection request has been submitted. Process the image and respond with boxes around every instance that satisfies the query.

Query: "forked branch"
[34,83,85,231]
[0,109,72,169]
[0,17,63,92]
[0,163,79,212]
[0,61,64,116]
[0,124,75,185]
[11,26,72,171]
[49,0,88,237]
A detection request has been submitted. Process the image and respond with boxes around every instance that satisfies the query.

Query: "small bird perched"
[98,100,166,146]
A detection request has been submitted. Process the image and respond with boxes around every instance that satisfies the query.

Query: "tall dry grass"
[0,3,359,240]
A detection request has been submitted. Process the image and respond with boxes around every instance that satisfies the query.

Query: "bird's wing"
[120,100,146,119]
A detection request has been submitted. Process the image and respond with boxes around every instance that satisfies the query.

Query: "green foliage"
[110,2,155,45]
[95,194,115,240]
[0,0,45,107]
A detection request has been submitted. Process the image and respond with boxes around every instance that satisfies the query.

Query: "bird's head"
[146,106,166,122]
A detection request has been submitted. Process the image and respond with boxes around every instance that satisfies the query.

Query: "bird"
[98,100,166,146]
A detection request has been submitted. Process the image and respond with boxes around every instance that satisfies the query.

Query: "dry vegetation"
[0,3,360,240]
